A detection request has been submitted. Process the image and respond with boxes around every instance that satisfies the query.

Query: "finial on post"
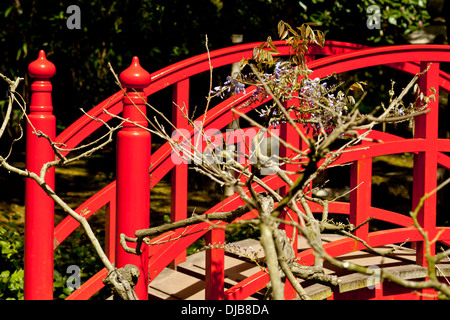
[119,56,151,89]
[28,50,56,79]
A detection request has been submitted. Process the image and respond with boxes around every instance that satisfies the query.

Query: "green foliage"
[226,223,260,243]
[362,0,431,44]
[297,0,430,45]
[0,227,24,299]
[53,229,106,299]
[53,269,76,299]
[0,210,107,300]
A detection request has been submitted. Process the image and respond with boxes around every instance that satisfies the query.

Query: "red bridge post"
[171,79,189,266]
[205,228,225,300]
[279,98,301,299]
[24,50,56,300]
[413,61,440,266]
[115,57,152,300]
[349,156,372,241]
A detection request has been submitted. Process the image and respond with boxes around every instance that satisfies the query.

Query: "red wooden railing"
[24,41,450,300]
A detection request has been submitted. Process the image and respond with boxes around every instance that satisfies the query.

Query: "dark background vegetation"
[0,0,440,133]
[0,0,448,299]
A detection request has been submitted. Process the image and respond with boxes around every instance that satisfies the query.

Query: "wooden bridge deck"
[148,235,450,300]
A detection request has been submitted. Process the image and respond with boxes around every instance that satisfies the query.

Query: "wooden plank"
[176,250,263,286]
[149,235,450,300]
[148,267,206,300]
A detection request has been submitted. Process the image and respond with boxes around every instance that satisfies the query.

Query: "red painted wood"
[279,98,301,299]
[54,182,116,248]
[115,57,151,300]
[205,228,225,300]
[105,197,116,262]
[55,43,450,162]
[25,50,56,300]
[227,227,450,300]
[308,45,450,80]
[65,268,108,300]
[54,112,446,253]
[225,272,270,300]
[412,62,440,266]
[171,79,189,266]
[350,156,372,240]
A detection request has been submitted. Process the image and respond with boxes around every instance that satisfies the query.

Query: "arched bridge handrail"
[55,40,364,152]
[54,86,268,246]
[309,44,450,78]
[56,43,450,299]
[54,88,450,249]
[142,40,370,96]
[55,43,450,248]
[64,123,450,299]
[145,127,450,275]
[55,41,450,156]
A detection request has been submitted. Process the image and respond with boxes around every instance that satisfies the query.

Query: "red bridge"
[23,40,450,300]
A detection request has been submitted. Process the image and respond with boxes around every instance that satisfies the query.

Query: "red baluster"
[279,98,301,299]
[115,57,151,300]
[205,228,225,300]
[171,78,189,267]
[349,156,372,241]
[412,61,440,266]
[25,50,56,300]
[105,198,116,262]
